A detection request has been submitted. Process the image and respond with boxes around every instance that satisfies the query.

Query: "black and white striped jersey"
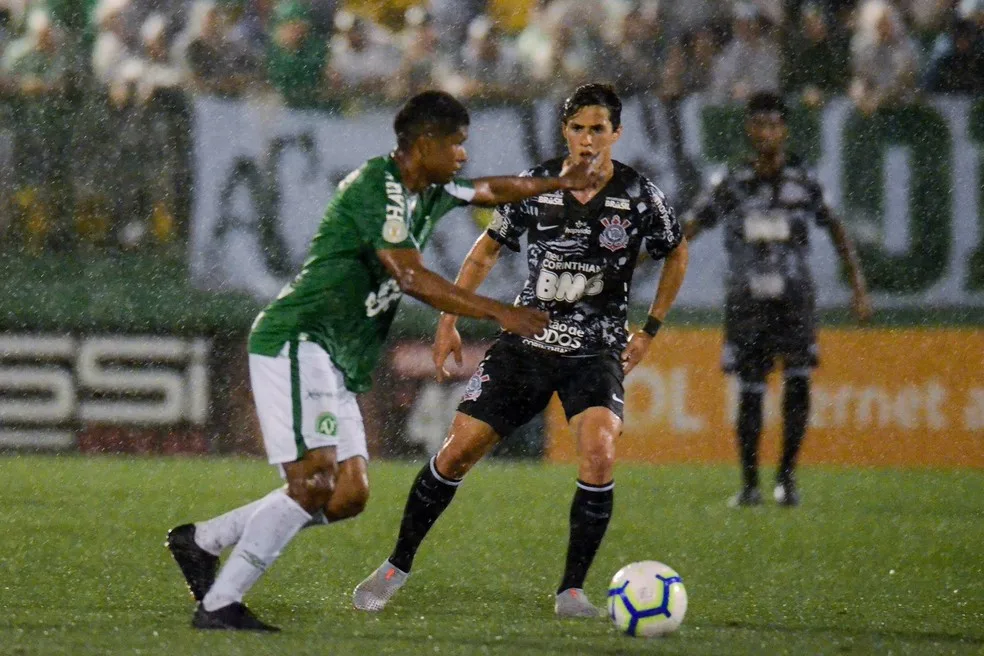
[487,158,682,357]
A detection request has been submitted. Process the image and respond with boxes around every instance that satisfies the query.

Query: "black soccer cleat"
[166,523,219,602]
[774,478,801,507]
[728,486,763,508]
[192,602,280,632]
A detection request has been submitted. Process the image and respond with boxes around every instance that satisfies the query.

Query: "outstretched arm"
[681,213,703,241]
[621,238,690,375]
[469,157,597,206]
[377,247,546,337]
[432,233,504,381]
[826,215,873,323]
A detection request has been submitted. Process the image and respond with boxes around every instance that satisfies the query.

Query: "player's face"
[746,111,788,155]
[419,126,469,184]
[562,106,622,164]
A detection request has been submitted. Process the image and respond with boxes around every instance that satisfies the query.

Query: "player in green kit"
[165,91,598,631]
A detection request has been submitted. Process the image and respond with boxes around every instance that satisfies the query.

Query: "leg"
[323,456,370,521]
[724,307,770,507]
[392,412,500,565]
[166,491,284,602]
[390,412,499,572]
[776,369,810,506]
[554,354,624,618]
[352,413,500,612]
[555,407,619,618]
[190,342,350,631]
[194,447,336,631]
[731,377,766,507]
[774,307,817,506]
[353,339,551,612]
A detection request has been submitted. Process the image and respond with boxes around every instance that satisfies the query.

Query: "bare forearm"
[647,239,689,320]
[455,240,499,292]
[400,267,503,321]
[830,220,867,294]
[444,237,501,321]
[682,217,701,241]
[471,176,567,206]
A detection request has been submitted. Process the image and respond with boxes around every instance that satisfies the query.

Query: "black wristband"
[642,316,663,337]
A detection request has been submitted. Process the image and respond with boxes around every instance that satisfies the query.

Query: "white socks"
[201,489,311,611]
[194,489,332,556]
[193,489,283,556]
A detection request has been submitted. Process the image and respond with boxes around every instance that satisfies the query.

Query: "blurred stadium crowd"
[1,0,982,252]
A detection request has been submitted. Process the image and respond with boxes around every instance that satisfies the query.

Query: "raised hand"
[559,156,601,191]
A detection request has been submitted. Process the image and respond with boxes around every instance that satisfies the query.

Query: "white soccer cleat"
[555,588,601,618]
[352,560,409,612]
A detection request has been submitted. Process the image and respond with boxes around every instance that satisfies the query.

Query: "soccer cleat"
[728,486,763,508]
[555,588,601,618]
[166,523,219,602]
[774,479,800,507]
[352,560,409,612]
[192,602,280,632]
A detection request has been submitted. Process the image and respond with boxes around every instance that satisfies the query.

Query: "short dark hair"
[394,91,470,149]
[560,83,622,130]
[746,92,788,121]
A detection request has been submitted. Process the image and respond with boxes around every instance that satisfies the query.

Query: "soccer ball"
[607,561,688,637]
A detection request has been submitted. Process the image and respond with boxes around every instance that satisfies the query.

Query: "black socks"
[780,376,810,483]
[558,480,614,594]
[737,388,764,489]
[388,457,460,573]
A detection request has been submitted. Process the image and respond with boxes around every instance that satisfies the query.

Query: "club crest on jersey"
[315,412,338,437]
[599,215,630,251]
[462,366,490,402]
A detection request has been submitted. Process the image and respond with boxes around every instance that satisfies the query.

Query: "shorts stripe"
[289,340,305,458]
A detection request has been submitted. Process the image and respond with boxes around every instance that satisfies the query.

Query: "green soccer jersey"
[248,155,475,392]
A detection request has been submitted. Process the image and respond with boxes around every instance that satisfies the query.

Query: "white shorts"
[249,340,369,467]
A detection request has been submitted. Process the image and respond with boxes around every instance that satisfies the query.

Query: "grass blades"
[0,456,981,655]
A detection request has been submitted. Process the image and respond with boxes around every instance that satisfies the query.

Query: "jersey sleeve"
[640,178,683,261]
[689,171,733,230]
[485,169,535,252]
[427,178,477,221]
[353,165,419,251]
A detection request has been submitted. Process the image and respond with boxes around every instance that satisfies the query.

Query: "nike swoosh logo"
[612,394,624,405]
[536,222,559,231]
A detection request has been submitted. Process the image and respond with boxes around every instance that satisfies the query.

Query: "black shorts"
[457,339,624,438]
[723,300,818,382]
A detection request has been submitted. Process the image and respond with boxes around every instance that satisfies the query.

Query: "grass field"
[0,456,981,656]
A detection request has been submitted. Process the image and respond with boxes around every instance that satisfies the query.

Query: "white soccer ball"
[607,560,688,637]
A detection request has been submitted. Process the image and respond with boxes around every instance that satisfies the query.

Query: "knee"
[581,444,615,481]
[287,466,337,513]
[326,476,370,521]
[576,419,618,482]
[435,440,484,480]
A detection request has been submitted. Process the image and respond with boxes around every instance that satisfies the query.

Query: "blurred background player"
[165,90,599,632]
[682,92,872,508]
[353,83,688,618]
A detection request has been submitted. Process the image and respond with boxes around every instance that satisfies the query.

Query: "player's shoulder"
[781,154,822,188]
[530,158,563,178]
[336,155,395,195]
[612,160,668,205]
